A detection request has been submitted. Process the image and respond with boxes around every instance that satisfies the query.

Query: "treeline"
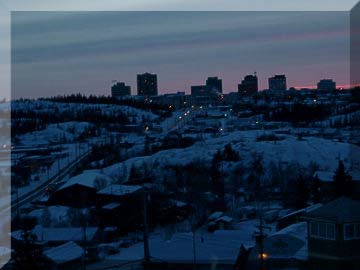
[12,106,130,137]
[265,103,332,124]
[42,94,173,116]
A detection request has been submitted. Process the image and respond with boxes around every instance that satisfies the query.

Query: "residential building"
[304,197,360,269]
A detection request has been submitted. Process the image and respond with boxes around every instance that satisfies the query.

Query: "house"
[95,184,144,230]
[303,197,360,269]
[48,172,113,208]
[44,241,83,270]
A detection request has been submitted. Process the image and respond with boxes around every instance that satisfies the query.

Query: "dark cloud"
[11,11,349,98]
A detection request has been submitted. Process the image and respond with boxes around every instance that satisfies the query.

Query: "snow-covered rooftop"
[102,203,121,210]
[208,212,224,221]
[58,172,113,191]
[97,184,142,196]
[44,241,83,264]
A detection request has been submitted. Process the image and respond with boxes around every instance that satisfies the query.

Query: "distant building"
[191,85,209,96]
[137,72,158,96]
[111,82,131,97]
[238,74,258,96]
[317,79,336,91]
[152,92,186,109]
[269,75,287,91]
[304,197,360,269]
[206,76,223,94]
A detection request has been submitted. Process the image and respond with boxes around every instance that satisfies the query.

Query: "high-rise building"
[137,72,158,96]
[191,85,209,96]
[317,79,336,91]
[238,74,258,96]
[206,77,222,93]
[269,75,287,91]
[111,82,131,97]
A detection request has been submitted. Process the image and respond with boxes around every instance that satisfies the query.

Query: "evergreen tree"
[223,143,240,161]
[311,175,321,203]
[249,153,264,196]
[211,153,225,210]
[294,175,309,209]
[333,160,353,197]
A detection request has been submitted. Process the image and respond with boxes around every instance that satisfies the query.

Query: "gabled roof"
[44,241,83,264]
[304,197,360,223]
[58,172,113,191]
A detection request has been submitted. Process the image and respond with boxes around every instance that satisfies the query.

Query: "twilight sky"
[11,11,350,98]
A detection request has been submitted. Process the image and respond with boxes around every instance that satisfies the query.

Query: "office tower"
[238,74,258,96]
[269,74,287,91]
[137,72,158,96]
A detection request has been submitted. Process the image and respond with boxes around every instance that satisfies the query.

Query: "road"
[0,147,92,219]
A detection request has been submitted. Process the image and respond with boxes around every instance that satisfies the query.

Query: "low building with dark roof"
[303,197,360,269]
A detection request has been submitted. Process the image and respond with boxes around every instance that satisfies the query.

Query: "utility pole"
[143,188,151,266]
[258,212,264,270]
[82,212,87,270]
[192,230,197,270]
[255,202,270,270]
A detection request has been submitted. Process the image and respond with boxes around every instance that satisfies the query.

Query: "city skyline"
[12,11,350,99]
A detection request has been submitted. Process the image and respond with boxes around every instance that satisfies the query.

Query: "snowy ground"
[102,129,358,182]
[107,219,261,264]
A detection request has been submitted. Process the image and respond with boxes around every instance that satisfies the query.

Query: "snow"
[108,219,259,264]
[102,130,357,184]
[12,226,99,242]
[44,241,83,263]
[215,216,233,223]
[109,231,251,264]
[28,205,70,224]
[58,171,114,191]
[313,171,334,182]
[97,184,142,196]
[17,122,94,146]
[267,222,308,260]
[278,204,322,221]
[208,212,224,221]
[170,200,187,208]
[102,203,121,210]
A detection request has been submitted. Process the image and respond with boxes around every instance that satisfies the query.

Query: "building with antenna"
[238,73,258,96]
